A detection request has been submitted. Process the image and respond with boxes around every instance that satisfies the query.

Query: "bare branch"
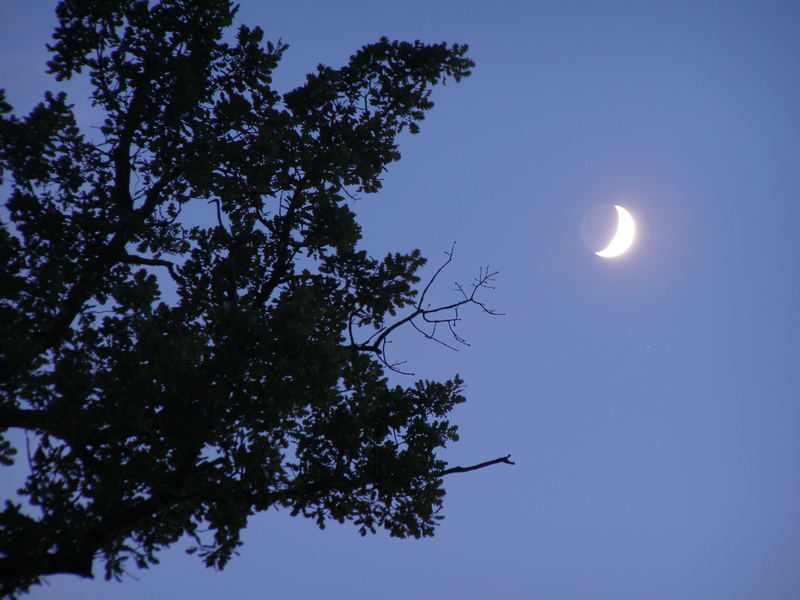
[410,320,460,351]
[417,242,455,308]
[439,454,515,476]
[354,244,502,363]
[374,339,415,376]
[365,307,422,351]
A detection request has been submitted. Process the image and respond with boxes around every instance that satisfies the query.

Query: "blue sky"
[3,1,800,598]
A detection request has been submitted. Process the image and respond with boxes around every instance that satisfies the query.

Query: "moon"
[595,205,636,258]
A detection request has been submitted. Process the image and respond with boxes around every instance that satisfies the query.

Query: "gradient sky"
[3,1,800,598]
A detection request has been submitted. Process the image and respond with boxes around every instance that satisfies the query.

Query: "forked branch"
[358,243,502,373]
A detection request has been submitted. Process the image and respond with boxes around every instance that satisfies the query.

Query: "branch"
[251,175,308,307]
[364,244,458,350]
[356,244,501,367]
[111,56,156,212]
[418,241,456,307]
[0,549,95,596]
[208,198,227,233]
[39,169,177,332]
[0,48,182,387]
[0,455,226,595]
[439,454,515,476]
[121,253,182,284]
[1,167,181,388]
[0,406,48,431]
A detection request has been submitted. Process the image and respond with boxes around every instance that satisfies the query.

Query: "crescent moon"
[595,205,636,258]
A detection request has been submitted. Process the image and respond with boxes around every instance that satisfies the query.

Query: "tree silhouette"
[0,1,511,596]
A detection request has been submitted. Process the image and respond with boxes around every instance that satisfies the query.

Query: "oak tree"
[0,1,510,596]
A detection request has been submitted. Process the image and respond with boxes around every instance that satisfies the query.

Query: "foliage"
[0,0,499,596]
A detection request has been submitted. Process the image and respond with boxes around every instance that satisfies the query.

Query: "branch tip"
[439,454,515,476]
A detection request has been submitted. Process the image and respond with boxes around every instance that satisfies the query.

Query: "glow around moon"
[595,205,636,258]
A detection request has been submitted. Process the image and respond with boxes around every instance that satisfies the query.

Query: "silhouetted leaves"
[0,1,477,597]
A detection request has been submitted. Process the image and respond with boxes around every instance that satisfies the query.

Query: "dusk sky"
[3,1,800,598]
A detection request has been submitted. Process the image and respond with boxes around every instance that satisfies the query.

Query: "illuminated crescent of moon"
[595,205,636,258]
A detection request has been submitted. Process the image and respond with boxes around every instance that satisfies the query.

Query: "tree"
[0,1,511,596]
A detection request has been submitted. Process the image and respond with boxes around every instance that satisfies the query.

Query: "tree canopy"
[0,1,509,596]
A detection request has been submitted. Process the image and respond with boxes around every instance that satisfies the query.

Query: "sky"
[2,0,800,598]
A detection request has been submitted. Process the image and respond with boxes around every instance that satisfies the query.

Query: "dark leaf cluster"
[0,1,504,597]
